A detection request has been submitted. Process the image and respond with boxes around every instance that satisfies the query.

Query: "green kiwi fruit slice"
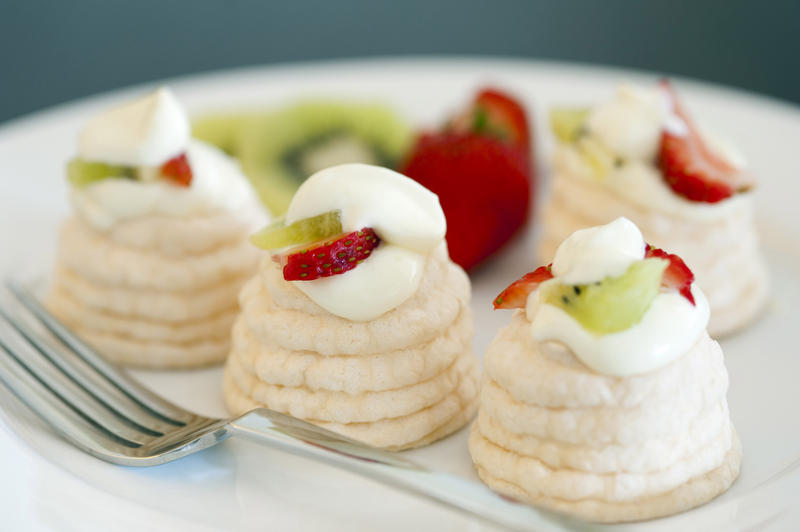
[549,107,590,143]
[250,209,343,250]
[67,158,135,187]
[542,258,667,334]
[234,101,411,215]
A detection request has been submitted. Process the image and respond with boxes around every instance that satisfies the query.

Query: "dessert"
[470,217,741,522]
[540,81,768,336]
[193,101,412,215]
[47,88,266,369]
[223,163,479,450]
[401,88,533,271]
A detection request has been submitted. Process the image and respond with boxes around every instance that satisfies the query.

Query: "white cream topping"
[71,140,266,231]
[526,217,710,377]
[552,217,644,284]
[78,88,190,166]
[285,163,447,321]
[565,83,750,220]
[287,164,446,252]
[587,84,675,161]
[294,245,425,322]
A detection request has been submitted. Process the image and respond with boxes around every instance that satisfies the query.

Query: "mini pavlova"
[223,163,480,450]
[470,217,741,522]
[47,88,266,368]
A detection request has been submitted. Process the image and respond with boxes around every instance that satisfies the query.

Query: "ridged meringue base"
[468,313,741,522]
[223,245,480,450]
[46,215,258,368]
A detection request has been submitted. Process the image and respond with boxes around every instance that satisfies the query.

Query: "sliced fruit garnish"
[251,210,343,251]
[542,258,667,335]
[160,153,193,187]
[576,136,616,178]
[493,264,553,309]
[280,228,380,281]
[66,158,135,187]
[658,80,754,203]
[550,107,590,143]
[234,102,412,215]
[645,244,695,305]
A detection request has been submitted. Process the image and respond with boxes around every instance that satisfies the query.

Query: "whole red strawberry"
[401,88,533,271]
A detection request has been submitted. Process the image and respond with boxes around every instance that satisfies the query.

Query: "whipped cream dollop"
[551,217,644,284]
[71,140,265,231]
[562,83,749,220]
[285,163,447,321]
[527,217,709,377]
[79,87,190,166]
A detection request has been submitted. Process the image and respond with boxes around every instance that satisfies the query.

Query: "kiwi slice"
[191,113,253,156]
[250,210,343,250]
[236,102,412,215]
[550,107,590,143]
[67,158,135,188]
[543,258,667,334]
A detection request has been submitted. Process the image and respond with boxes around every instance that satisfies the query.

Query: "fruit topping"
[550,107,590,143]
[160,153,193,186]
[542,258,667,334]
[250,210,343,250]
[280,228,380,281]
[207,102,412,215]
[493,264,553,309]
[550,106,617,178]
[658,80,754,203]
[645,244,695,305]
[401,87,532,271]
[67,159,135,187]
[68,153,194,188]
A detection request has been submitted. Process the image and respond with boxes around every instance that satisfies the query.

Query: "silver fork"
[0,281,570,532]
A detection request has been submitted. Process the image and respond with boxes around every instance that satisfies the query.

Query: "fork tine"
[0,300,179,437]
[0,317,158,445]
[6,281,196,425]
[0,344,136,464]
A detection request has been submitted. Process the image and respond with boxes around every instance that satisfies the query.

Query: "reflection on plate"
[1,58,799,531]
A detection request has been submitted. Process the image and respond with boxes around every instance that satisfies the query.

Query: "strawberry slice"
[280,228,380,281]
[658,80,753,203]
[493,264,553,309]
[645,244,695,305]
[161,153,193,187]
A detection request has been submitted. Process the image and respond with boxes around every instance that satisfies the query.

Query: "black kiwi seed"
[573,286,581,295]
[561,295,570,304]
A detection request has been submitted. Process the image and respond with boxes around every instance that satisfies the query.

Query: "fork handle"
[228,410,565,531]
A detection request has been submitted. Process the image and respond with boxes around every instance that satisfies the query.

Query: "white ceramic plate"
[1,58,799,532]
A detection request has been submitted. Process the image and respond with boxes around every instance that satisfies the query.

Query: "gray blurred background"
[1,0,797,124]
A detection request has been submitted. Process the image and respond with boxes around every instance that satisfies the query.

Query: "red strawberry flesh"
[645,244,695,305]
[281,228,380,281]
[401,132,530,270]
[658,80,753,203]
[493,264,553,309]
[161,153,193,187]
